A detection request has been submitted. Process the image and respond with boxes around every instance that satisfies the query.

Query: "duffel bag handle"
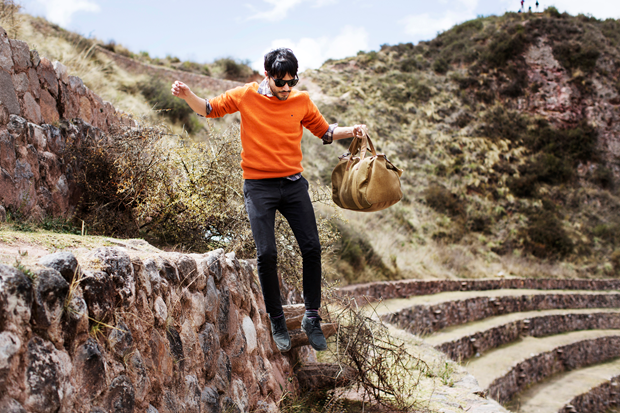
[346,127,378,171]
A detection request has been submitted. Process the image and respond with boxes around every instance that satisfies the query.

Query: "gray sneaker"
[301,315,327,351]
[270,315,291,352]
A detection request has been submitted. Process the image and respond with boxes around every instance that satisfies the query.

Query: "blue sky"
[19,0,620,72]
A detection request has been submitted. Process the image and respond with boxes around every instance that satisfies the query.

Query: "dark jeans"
[243,176,322,317]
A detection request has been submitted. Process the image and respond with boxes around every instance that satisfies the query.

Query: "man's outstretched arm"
[333,125,367,141]
[171,81,207,117]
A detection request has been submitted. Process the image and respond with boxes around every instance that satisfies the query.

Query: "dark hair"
[264,48,298,79]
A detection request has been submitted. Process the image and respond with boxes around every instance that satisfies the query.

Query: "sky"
[18,0,620,72]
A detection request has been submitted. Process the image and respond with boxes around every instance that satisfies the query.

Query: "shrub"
[213,58,256,82]
[522,210,573,258]
[545,6,561,18]
[424,185,465,217]
[482,29,528,68]
[67,120,340,297]
[479,105,528,142]
[553,40,600,72]
[137,77,202,133]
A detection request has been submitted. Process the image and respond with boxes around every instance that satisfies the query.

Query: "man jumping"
[172,48,365,352]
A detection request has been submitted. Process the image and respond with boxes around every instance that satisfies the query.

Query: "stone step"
[430,310,620,361]
[381,292,620,335]
[464,331,620,405]
[466,330,620,391]
[295,362,357,391]
[509,359,620,413]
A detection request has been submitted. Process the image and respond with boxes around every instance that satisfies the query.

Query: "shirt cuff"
[322,123,338,145]
[206,98,212,116]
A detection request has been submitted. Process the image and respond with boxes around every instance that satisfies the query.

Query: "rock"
[199,322,220,380]
[206,249,223,282]
[295,362,357,391]
[228,325,247,374]
[184,290,205,329]
[217,286,231,343]
[0,27,14,72]
[39,89,59,124]
[0,397,27,413]
[214,350,231,393]
[81,270,115,322]
[74,338,106,399]
[0,263,34,333]
[131,256,151,296]
[204,275,219,323]
[23,336,71,413]
[0,70,20,115]
[221,397,241,413]
[242,316,258,353]
[30,49,40,68]
[9,39,30,71]
[163,252,199,288]
[27,67,41,99]
[149,330,173,381]
[154,296,167,326]
[37,57,59,98]
[0,331,21,390]
[146,405,159,413]
[53,61,68,84]
[200,387,220,413]
[22,92,41,123]
[0,205,5,222]
[31,268,70,345]
[144,258,161,295]
[0,131,16,174]
[159,256,180,285]
[61,294,88,348]
[231,379,249,412]
[29,123,46,152]
[166,326,184,370]
[7,115,27,142]
[184,375,201,413]
[86,247,136,307]
[106,375,135,413]
[38,251,79,283]
[12,72,28,95]
[109,320,134,359]
[127,350,150,403]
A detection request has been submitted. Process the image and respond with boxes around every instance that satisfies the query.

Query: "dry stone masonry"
[0,24,140,221]
[0,247,302,412]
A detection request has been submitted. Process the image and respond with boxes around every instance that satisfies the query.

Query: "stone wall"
[558,374,620,413]
[383,293,620,335]
[486,336,620,404]
[0,25,143,220]
[437,312,620,361]
[95,47,244,93]
[340,278,620,302]
[0,246,302,412]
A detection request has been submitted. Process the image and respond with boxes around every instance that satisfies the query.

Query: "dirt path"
[464,329,620,389]
[424,308,620,346]
[372,289,620,316]
[511,358,620,413]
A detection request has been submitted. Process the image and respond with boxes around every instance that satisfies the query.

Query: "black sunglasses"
[270,76,299,88]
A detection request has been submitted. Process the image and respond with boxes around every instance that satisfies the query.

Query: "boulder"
[81,270,115,322]
[31,268,70,345]
[0,70,20,115]
[39,88,59,124]
[74,338,106,400]
[37,58,58,98]
[86,247,136,307]
[39,251,79,284]
[0,264,33,334]
[106,375,135,413]
[9,39,30,72]
[0,26,13,72]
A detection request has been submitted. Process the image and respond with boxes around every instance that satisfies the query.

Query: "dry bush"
[67,118,341,294]
[326,297,430,412]
[0,0,21,38]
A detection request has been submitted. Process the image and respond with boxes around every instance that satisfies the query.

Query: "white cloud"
[35,0,100,27]
[252,25,369,72]
[545,0,620,18]
[247,0,335,22]
[400,11,471,40]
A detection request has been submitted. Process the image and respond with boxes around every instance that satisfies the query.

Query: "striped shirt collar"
[257,78,273,97]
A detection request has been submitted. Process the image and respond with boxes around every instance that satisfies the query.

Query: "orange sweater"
[206,83,329,179]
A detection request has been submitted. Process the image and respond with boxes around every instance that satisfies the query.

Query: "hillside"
[3,6,620,283]
[300,8,620,283]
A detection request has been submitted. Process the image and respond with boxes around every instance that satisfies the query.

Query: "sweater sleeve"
[205,85,246,118]
[301,95,330,138]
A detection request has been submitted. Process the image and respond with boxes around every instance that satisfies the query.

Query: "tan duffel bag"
[331,130,403,212]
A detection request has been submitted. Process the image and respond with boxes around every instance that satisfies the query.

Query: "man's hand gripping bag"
[331,131,403,212]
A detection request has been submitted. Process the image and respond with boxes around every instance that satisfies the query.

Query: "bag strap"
[346,128,377,171]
